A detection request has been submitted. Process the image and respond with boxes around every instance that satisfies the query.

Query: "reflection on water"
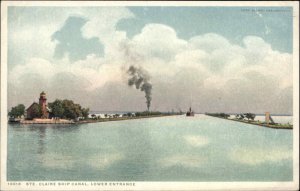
[8,115,293,181]
[159,154,208,168]
[38,152,75,169]
[229,146,292,166]
[38,127,46,154]
[87,153,123,169]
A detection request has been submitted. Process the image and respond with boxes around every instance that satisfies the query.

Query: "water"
[7,114,293,181]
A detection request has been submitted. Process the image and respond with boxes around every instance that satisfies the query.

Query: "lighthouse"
[39,91,48,118]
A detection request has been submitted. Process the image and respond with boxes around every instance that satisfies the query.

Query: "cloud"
[7,9,293,114]
[81,7,134,41]
[229,147,292,165]
[80,7,134,59]
[9,58,56,85]
[8,7,76,68]
[52,16,104,62]
[243,36,272,64]
[131,24,187,61]
[8,7,133,66]
[189,33,231,53]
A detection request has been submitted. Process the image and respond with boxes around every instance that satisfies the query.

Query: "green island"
[205,112,293,130]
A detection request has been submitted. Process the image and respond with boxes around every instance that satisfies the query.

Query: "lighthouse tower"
[39,91,48,118]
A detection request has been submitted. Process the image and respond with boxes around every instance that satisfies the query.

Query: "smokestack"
[127,65,152,111]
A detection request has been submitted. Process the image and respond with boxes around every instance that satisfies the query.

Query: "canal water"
[7,114,293,181]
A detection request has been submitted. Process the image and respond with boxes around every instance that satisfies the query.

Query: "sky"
[7,6,294,114]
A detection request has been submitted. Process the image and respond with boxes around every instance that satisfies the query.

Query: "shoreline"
[11,114,180,125]
[77,114,177,124]
[19,118,74,124]
[79,114,177,123]
[206,115,293,130]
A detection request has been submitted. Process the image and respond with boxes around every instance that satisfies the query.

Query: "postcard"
[1,1,299,190]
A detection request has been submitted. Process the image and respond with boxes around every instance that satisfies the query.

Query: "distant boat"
[186,107,194,117]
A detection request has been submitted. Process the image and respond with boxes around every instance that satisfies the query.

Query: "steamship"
[186,107,194,117]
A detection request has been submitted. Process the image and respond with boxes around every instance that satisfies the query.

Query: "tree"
[220,113,230,119]
[62,100,80,119]
[81,108,89,119]
[8,104,25,118]
[30,104,42,119]
[48,99,64,118]
[238,114,245,120]
[62,99,89,119]
[48,99,89,120]
[244,113,256,121]
[250,113,256,121]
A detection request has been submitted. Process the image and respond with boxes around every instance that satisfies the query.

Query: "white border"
[1,1,299,191]
[1,0,8,189]
[0,1,298,7]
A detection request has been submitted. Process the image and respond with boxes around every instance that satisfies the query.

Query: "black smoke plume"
[127,66,152,111]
